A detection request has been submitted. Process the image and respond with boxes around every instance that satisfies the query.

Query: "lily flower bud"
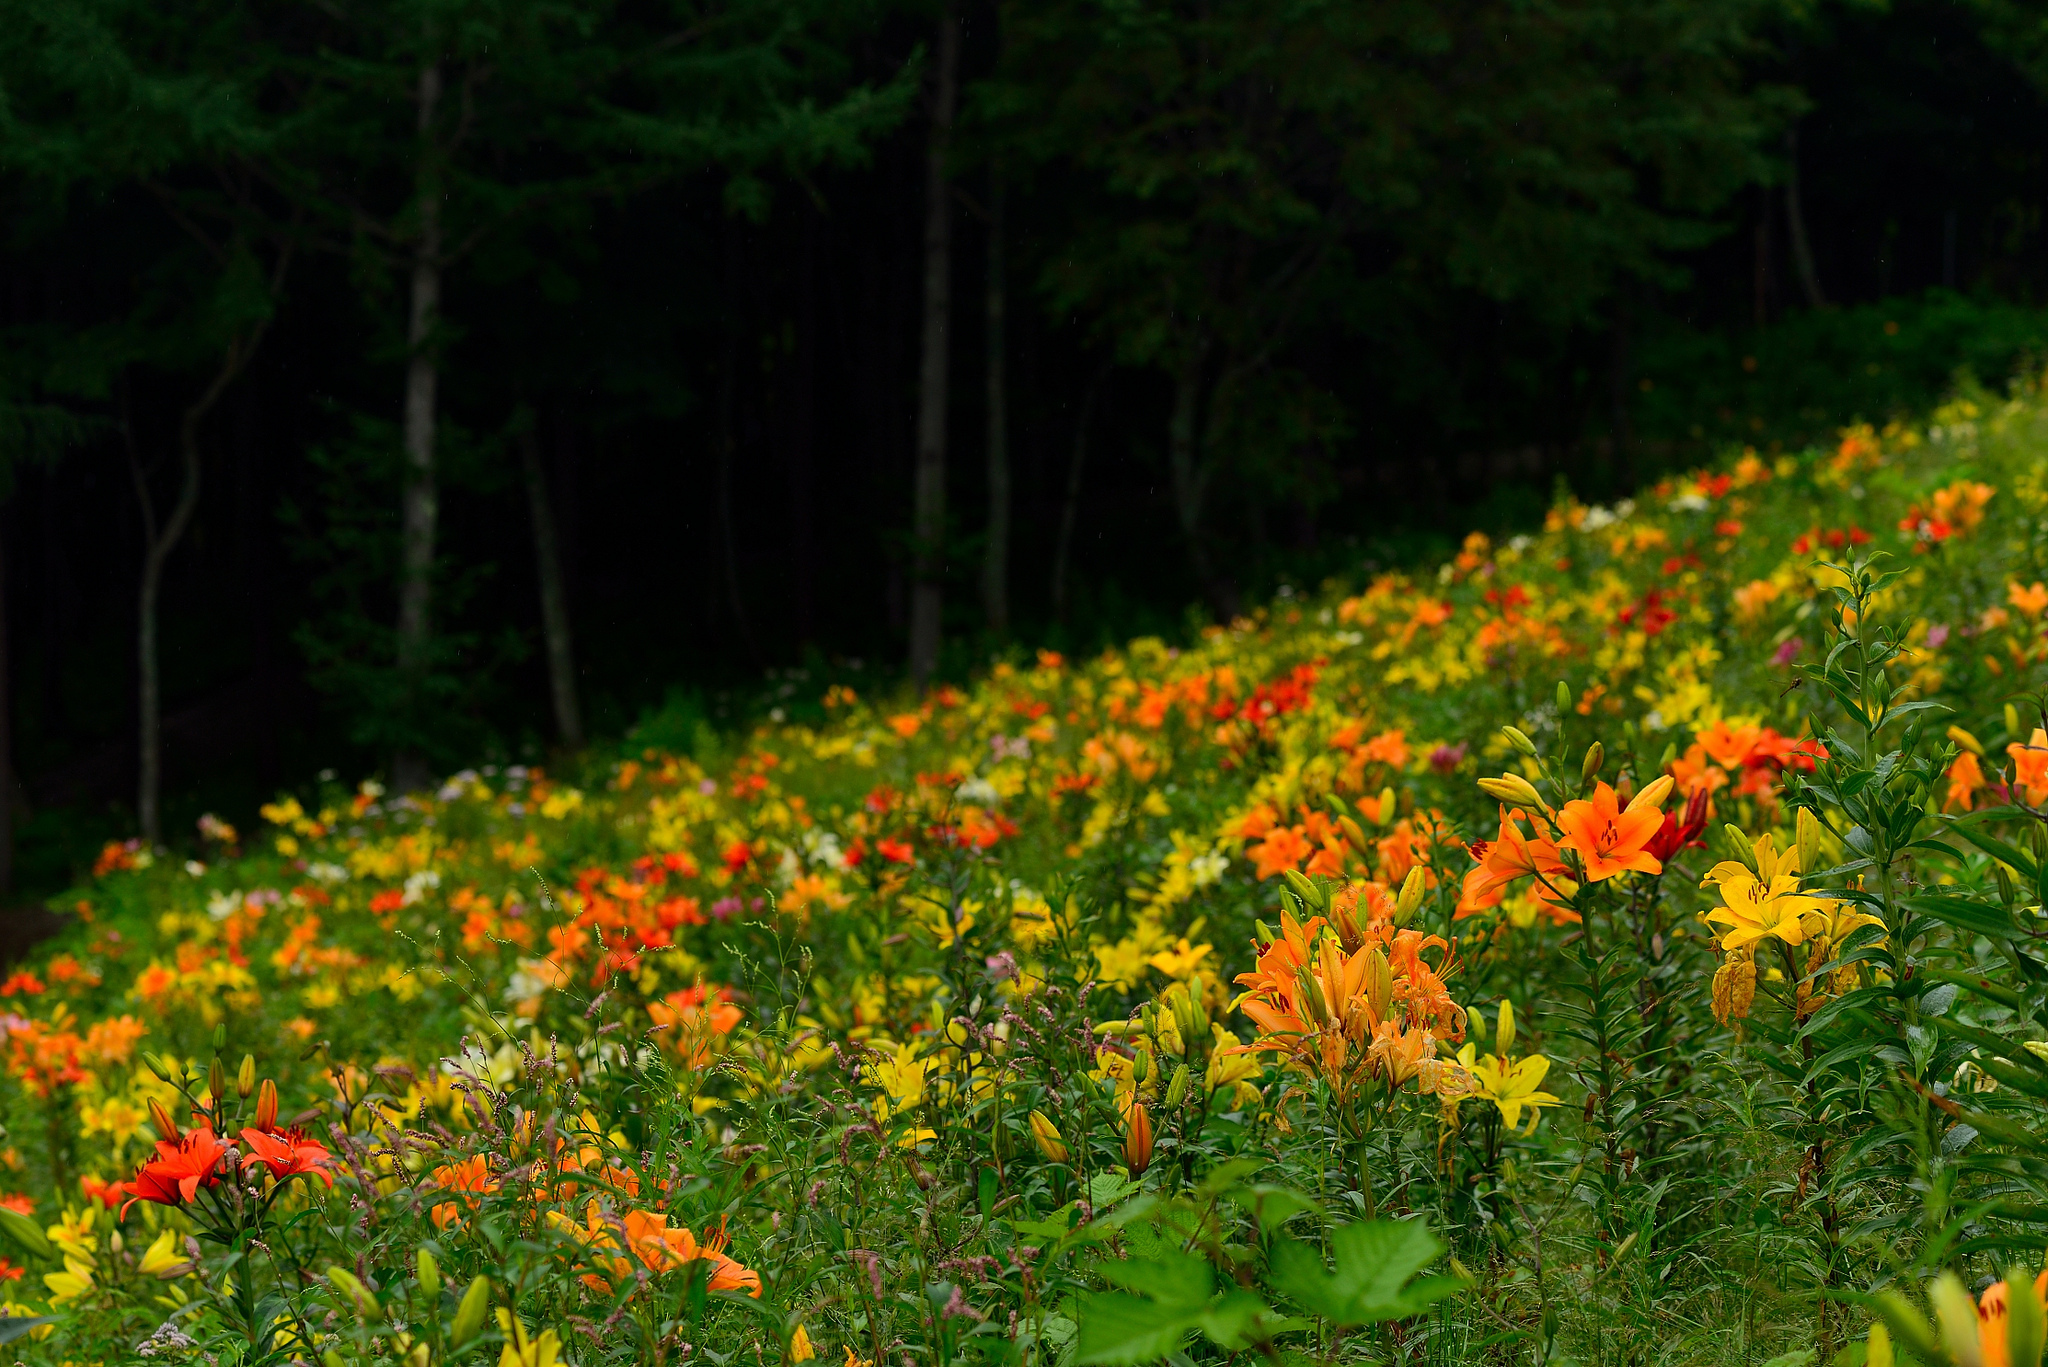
[1580,742,1604,786]
[1947,724,1984,756]
[2008,703,2023,738]
[1282,868,1326,912]
[1130,1046,1151,1085]
[1796,806,1823,877]
[450,1276,492,1347]
[1294,964,1330,1028]
[208,1057,227,1102]
[148,1098,181,1142]
[1165,1063,1190,1109]
[327,1266,381,1322]
[1028,1110,1069,1162]
[1722,825,1759,876]
[1394,868,1426,927]
[1337,815,1369,851]
[1364,948,1392,1021]
[1502,725,1537,756]
[1376,787,1396,825]
[416,1249,440,1301]
[1556,681,1572,712]
[1122,1102,1154,1176]
[1497,999,1517,1057]
[1253,920,1276,948]
[1476,774,1545,812]
[256,1079,279,1133]
[236,1054,256,1099]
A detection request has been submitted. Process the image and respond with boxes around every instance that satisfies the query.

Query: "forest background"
[3,0,2048,907]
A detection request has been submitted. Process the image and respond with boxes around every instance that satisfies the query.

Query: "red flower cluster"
[118,1081,332,1216]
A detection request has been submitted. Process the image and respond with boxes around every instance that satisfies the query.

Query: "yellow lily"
[137,1228,189,1278]
[1702,834,1825,950]
[43,1255,94,1305]
[1455,1001,1561,1133]
[496,1308,565,1367]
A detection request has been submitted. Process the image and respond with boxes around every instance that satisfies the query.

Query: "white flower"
[206,890,243,921]
[1582,506,1616,530]
[306,862,349,884]
[801,829,845,868]
[1667,493,1710,514]
[956,776,1001,807]
[184,861,206,877]
[1188,852,1230,888]
[402,870,442,905]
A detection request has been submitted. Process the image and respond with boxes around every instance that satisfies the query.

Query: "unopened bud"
[1658,742,1677,771]
[1337,815,1369,851]
[1476,774,1545,811]
[1253,920,1276,948]
[1556,681,1572,712]
[1947,725,1984,756]
[1723,825,1759,875]
[212,1024,227,1051]
[1165,1063,1190,1108]
[1364,948,1392,1020]
[1497,999,1517,1057]
[1122,1102,1154,1176]
[1028,1110,1069,1162]
[143,1052,175,1084]
[1376,787,1396,825]
[1580,742,1604,786]
[256,1079,279,1133]
[416,1249,440,1301]
[1130,1048,1151,1085]
[208,1057,227,1102]
[327,1266,380,1321]
[2008,703,2023,737]
[1282,868,1326,912]
[1997,864,2019,908]
[1394,868,1426,927]
[451,1276,492,1346]
[1502,726,1537,756]
[148,1098,181,1142]
[1294,964,1330,1028]
[1796,806,1822,877]
[236,1054,256,1099]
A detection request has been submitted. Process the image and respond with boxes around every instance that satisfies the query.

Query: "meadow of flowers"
[13,382,2048,1366]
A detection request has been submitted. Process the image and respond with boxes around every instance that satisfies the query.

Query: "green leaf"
[0,1316,57,1346]
[1264,1219,1459,1325]
[1905,893,2017,941]
[1076,1253,1214,1365]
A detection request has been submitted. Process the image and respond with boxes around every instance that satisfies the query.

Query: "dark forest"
[6,0,2048,893]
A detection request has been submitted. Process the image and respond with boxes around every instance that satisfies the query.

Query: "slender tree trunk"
[0,523,12,897]
[1785,127,1826,310]
[1051,369,1105,625]
[908,1,959,690]
[130,330,260,845]
[394,60,443,792]
[981,167,1010,636]
[1166,345,1233,617]
[518,419,583,749]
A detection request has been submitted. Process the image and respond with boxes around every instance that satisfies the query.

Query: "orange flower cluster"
[1231,906,1466,1105]
[556,1204,761,1297]
[0,1011,146,1098]
[119,1080,332,1216]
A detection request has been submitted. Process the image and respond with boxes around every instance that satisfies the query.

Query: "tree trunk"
[1051,368,1105,625]
[981,166,1010,636]
[518,419,583,750]
[394,60,444,792]
[908,1,959,690]
[0,522,12,896]
[1166,345,1233,617]
[1785,127,1826,310]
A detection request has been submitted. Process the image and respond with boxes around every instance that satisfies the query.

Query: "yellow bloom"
[137,1228,189,1278]
[791,1324,816,1362]
[1701,834,1824,951]
[1455,1002,1560,1133]
[1027,1110,1069,1163]
[43,1255,94,1305]
[496,1309,564,1367]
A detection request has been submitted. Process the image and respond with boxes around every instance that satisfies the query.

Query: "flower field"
[16,387,2048,1366]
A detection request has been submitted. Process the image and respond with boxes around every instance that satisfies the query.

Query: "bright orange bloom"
[1696,720,1761,770]
[1462,808,1570,902]
[122,1127,230,1214]
[1945,750,1988,813]
[1977,1268,2048,1367]
[1553,779,1671,882]
[2011,581,2048,619]
[428,1155,499,1230]
[567,1204,763,1296]
[1248,825,1313,880]
[2010,728,2048,806]
[239,1127,334,1187]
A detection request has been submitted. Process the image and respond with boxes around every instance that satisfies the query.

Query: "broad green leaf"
[0,1317,56,1346]
[1265,1219,1458,1325]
